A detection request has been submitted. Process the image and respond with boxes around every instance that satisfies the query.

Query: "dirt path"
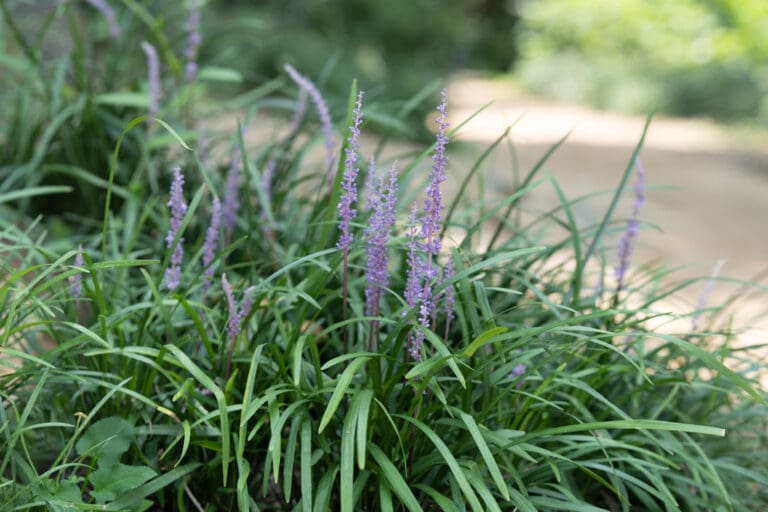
[448,73,768,350]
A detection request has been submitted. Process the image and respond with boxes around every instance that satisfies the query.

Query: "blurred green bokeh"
[515,0,768,123]
[205,0,518,130]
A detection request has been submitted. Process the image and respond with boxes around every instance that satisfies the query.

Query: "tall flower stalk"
[84,0,121,40]
[221,274,255,378]
[405,89,450,361]
[183,1,202,81]
[284,64,336,177]
[337,90,364,351]
[365,159,398,351]
[140,41,161,127]
[69,245,85,299]
[223,133,246,242]
[615,156,646,293]
[164,167,187,290]
[202,195,222,293]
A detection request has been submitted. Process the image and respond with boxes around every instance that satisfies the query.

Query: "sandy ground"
[447,73,768,354]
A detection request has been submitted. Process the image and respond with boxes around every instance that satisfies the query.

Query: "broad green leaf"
[90,463,157,503]
[75,417,134,468]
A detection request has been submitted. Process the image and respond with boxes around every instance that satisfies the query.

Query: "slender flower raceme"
[408,89,451,358]
[69,245,85,299]
[283,64,336,174]
[365,159,398,350]
[222,274,255,377]
[140,41,161,124]
[223,135,245,240]
[288,88,308,135]
[183,1,202,81]
[335,90,364,351]
[337,90,364,251]
[85,0,121,40]
[615,156,646,292]
[202,195,222,292]
[405,204,425,361]
[691,259,725,330]
[164,167,187,290]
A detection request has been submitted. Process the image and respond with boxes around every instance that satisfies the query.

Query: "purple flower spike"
[240,286,257,321]
[140,41,161,123]
[691,259,725,330]
[221,274,240,341]
[283,64,336,174]
[365,160,398,319]
[70,245,85,299]
[164,167,187,290]
[404,204,424,361]
[404,203,422,311]
[222,276,255,342]
[288,89,308,134]
[615,156,646,291]
[183,1,202,81]
[85,0,121,40]
[421,88,450,257]
[337,90,364,252]
[223,140,244,239]
[202,195,222,291]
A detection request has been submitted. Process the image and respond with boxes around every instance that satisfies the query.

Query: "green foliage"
[517,0,768,123]
[1,1,768,511]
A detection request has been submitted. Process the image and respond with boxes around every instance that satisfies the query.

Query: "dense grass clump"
[2,3,768,511]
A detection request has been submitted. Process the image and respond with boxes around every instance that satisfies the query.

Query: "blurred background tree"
[204,0,519,135]
[515,0,768,123]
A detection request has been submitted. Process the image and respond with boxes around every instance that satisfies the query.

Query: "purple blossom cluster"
[140,41,161,123]
[202,195,222,291]
[365,160,398,333]
[85,0,121,40]
[223,140,244,240]
[183,1,202,81]
[615,157,646,291]
[221,274,256,342]
[337,91,364,252]
[283,64,336,174]
[164,167,187,290]
[403,89,451,360]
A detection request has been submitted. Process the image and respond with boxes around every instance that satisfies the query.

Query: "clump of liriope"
[2,17,768,510]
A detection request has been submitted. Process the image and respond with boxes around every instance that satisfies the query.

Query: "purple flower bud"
[337,90,364,252]
[84,0,121,40]
[283,64,336,175]
[421,88,449,256]
[183,2,201,81]
[164,167,187,290]
[509,364,527,379]
[202,195,221,291]
[140,41,161,123]
[69,245,85,299]
[615,157,646,291]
